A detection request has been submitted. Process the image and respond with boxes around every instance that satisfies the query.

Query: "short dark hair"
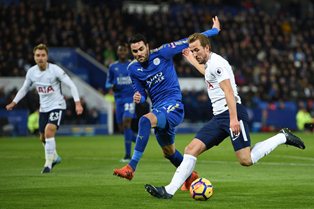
[128,34,148,45]
[117,42,128,50]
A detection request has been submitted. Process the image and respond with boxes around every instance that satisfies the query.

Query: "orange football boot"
[180,171,199,191]
[113,164,134,180]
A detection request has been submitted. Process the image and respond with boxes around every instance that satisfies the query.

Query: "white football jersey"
[204,52,241,115]
[13,63,80,112]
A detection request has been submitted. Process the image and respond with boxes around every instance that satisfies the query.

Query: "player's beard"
[37,62,47,70]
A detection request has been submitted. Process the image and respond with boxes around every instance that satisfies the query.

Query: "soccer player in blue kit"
[107,43,137,162]
[113,17,220,190]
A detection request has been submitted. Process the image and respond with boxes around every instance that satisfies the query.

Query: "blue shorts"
[115,99,136,124]
[195,103,251,151]
[39,109,65,133]
[152,101,184,147]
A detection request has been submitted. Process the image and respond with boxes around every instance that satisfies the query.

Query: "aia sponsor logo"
[37,86,54,94]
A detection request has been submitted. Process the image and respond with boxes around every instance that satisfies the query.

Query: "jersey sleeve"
[129,70,147,103]
[55,66,80,102]
[106,65,114,89]
[13,71,32,104]
[158,28,220,59]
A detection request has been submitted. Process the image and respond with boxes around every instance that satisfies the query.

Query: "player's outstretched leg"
[180,171,199,191]
[113,164,134,180]
[145,184,173,199]
[280,128,305,149]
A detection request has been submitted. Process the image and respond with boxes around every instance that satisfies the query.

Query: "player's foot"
[52,156,62,168]
[113,164,134,180]
[280,128,305,149]
[119,157,131,163]
[180,171,199,191]
[41,166,51,174]
[145,184,173,199]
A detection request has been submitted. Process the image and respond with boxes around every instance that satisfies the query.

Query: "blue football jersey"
[128,28,219,108]
[107,60,134,102]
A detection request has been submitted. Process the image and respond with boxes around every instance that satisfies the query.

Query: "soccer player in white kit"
[145,33,305,199]
[6,44,83,173]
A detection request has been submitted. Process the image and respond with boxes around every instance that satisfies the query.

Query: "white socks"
[44,137,56,168]
[165,154,197,195]
[251,133,286,164]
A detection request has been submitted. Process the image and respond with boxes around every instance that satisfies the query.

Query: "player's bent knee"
[239,158,253,166]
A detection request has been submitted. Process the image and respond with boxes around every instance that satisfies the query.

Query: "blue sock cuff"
[166,149,183,167]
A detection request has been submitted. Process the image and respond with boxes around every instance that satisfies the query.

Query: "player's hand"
[133,91,141,104]
[212,16,220,32]
[182,48,197,65]
[230,118,240,137]
[6,102,16,111]
[75,101,84,115]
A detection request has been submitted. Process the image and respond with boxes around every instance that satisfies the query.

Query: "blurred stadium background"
[1,0,314,136]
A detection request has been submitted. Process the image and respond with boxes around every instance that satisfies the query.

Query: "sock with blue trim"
[129,117,151,170]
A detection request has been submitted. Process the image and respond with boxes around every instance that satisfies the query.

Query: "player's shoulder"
[127,59,139,69]
[109,61,119,68]
[48,63,63,70]
[209,53,228,67]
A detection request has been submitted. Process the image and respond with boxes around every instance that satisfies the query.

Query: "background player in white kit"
[145,33,305,199]
[6,43,83,174]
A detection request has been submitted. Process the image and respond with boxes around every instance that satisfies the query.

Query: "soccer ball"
[189,177,213,200]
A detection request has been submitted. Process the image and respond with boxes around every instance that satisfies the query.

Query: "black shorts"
[195,103,251,151]
[39,109,65,133]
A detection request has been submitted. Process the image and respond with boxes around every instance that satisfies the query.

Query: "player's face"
[130,41,149,63]
[117,46,129,60]
[34,49,48,70]
[189,40,210,64]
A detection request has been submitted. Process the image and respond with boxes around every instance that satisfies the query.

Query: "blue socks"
[166,149,183,167]
[129,117,151,170]
[123,128,134,158]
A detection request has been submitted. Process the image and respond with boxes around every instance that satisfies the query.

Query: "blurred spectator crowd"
[1,0,314,124]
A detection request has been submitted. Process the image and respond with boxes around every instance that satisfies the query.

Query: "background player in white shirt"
[145,33,305,199]
[6,43,83,173]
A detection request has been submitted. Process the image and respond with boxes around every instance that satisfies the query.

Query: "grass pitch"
[0,133,313,209]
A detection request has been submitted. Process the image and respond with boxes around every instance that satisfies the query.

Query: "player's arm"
[106,64,115,91]
[182,48,205,75]
[220,79,240,136]
[56,67,83,115]
[160,16,220,58]
[6,74,32,111]
[129,73,147,104]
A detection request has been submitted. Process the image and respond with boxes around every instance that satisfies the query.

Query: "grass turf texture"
[0,133,313,209]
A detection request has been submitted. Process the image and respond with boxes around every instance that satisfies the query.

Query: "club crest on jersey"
[215,67,223,76]
[153,58,160,66]
[37,86,54,94]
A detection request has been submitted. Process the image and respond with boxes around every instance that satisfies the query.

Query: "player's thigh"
[195,119,229,150]
[229,120,251,152]
[152,102,184,129]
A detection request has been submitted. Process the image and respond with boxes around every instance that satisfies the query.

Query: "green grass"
[0,133,313,209]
